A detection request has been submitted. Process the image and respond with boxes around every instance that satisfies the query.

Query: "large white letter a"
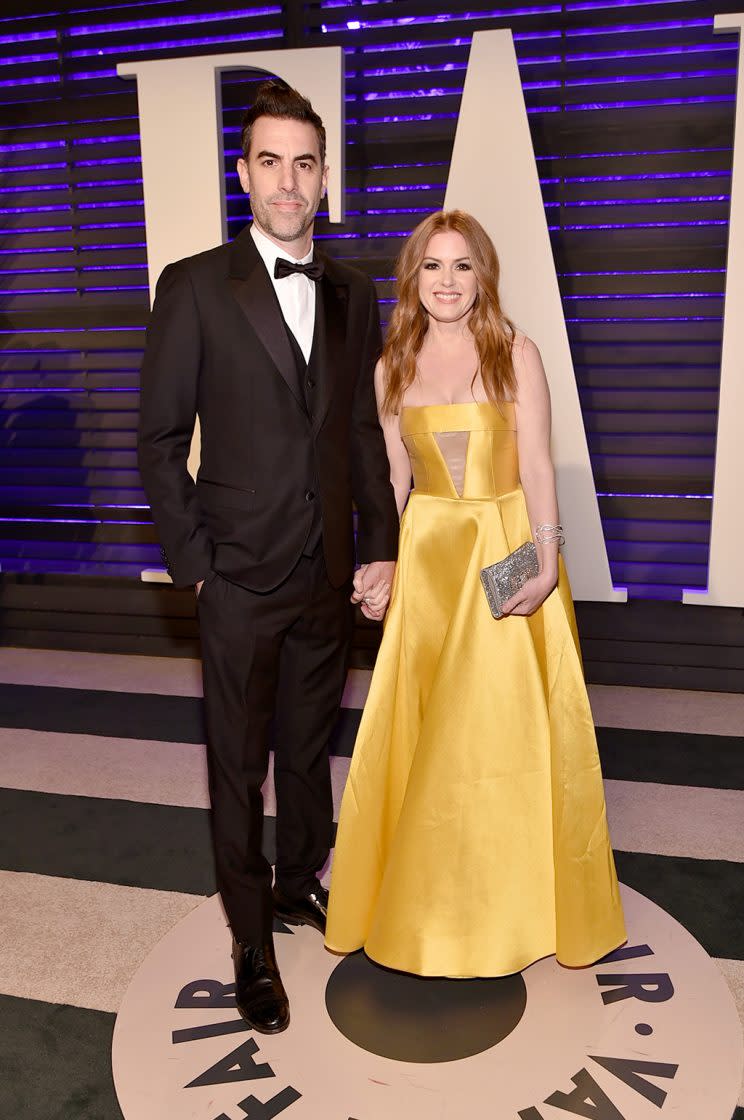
[445,30,625,603]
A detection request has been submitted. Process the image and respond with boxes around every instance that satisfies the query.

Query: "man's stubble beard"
[251,190,322,245]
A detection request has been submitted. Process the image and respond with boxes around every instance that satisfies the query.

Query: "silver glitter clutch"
[480,541,539,619]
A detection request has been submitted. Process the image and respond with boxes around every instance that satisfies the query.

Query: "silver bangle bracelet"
[535,523,565,546]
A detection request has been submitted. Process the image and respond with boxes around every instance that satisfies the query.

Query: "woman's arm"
[374,359,413,518]
[351,360,411,620]
[503,334,561,615]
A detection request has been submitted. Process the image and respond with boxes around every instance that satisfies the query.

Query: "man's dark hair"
[240,79,326,165]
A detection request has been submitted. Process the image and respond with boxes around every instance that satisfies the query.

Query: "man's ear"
[237,157,250,195]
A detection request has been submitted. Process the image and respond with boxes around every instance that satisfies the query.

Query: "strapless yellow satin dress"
[326,402,626,976]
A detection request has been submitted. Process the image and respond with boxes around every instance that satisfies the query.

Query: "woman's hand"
[351,561,395,621]
[359,578,391,621]
[500,570,557,617]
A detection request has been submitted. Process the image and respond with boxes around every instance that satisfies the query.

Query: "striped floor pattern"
[0,646,742,1119]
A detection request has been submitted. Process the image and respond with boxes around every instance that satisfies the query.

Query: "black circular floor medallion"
[325,951,527,1063]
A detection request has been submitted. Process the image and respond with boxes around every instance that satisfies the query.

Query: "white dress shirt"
[250,223,316,364]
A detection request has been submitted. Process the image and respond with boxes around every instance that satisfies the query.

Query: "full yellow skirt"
[326,484,626,977]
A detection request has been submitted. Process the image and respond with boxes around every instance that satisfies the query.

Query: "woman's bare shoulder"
[510,329,540,362]
[510,332,547,403]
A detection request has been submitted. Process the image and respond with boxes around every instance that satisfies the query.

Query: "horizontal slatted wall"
[1,0,739,598]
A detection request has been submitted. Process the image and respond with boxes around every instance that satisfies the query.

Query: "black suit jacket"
[137,225,399,591]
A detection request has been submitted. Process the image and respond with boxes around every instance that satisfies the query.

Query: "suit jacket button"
[306,378,315,390]
[305,490,315,502]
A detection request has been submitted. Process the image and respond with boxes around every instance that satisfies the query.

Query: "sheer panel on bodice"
[432,431,469,497]
[401,401,519,500]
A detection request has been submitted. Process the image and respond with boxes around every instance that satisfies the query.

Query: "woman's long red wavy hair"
[380,210,517,415]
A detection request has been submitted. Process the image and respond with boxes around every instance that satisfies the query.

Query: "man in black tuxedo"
[137,81,398,1033]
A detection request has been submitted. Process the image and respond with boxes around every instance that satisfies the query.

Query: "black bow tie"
[274,257,324,282]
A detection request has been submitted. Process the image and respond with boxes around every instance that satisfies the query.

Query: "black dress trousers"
[197,526,352,946]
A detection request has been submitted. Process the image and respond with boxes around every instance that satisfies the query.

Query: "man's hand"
[351,560,395,621]
[195,579,204,597]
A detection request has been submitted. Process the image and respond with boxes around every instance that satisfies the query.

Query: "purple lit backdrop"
[0,0,739,597]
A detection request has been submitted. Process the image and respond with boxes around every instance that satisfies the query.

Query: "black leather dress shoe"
[232,936,289,1034]
[273,882,329,935]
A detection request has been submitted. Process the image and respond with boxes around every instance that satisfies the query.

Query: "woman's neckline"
[401,399,514,411]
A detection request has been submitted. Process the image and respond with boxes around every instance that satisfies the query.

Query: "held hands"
[500,569,557,617]
[351,560,395,621]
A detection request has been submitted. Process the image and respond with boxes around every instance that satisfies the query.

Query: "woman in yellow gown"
[325,210,626,977]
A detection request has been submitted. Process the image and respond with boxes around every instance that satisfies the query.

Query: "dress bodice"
[400,401,519,499]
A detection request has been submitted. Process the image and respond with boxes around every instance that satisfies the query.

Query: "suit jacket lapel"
[228,226,305,411]
[311,250,348,434]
